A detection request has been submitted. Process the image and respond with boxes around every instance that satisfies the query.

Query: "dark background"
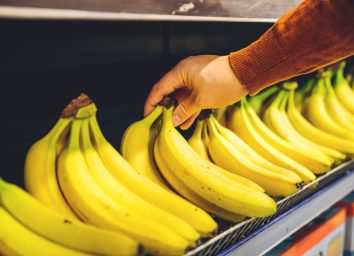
[0,20,352,186]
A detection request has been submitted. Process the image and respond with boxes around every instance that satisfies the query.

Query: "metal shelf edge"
[219,170,354,256]
[0,6,276,22]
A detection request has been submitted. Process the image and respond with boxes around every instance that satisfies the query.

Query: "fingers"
[172,96,200,128]
[144,67,183,116]
[179,112,200,130]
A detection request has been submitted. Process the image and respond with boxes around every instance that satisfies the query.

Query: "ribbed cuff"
[228,28,293,95]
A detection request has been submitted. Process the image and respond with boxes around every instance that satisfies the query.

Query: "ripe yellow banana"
[80,118,199,245]
[247,97,333,172]
[248,86,279,115]
[323,75,354,131]
[214,106,228,126]
[154,142,246,223]
[228,101,316,183]
[212,115,302,181]
[287,89,354,154]
[188,120,211,161]
[0,207,89,256]
[190,119,266,192]
[265,89,346,163]
[88,115,217,236]
[24,116,76,218]
[156,104,276,217]
[0,178,140,256]
[57,119,189,255]
[121,106,167,188]
[206,118,301,196]
[334,62,354,114]
[306,78,354,141]
[262,90,335,173]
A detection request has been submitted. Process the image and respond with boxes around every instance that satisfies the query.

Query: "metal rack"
[186,160,354,256]
[0,0,301,22]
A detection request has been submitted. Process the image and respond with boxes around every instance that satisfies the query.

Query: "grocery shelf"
[186,160,354,256]
[0,0,301,22]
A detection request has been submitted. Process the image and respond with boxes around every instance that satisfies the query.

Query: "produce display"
[0,61,353,256]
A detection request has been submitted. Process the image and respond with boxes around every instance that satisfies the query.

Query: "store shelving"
[0,0,301,22]
[186,160,354,256]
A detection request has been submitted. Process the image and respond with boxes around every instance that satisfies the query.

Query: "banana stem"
[250,86,278,103]
[205,118,218,137]
[48,118,72,148]
[191,121,204,140]
[161,107,174,130]
[80,119,92,151]
[88,116,107,146]
[279,91,290,111]
[68,120,82,150]
[144,106,163,125]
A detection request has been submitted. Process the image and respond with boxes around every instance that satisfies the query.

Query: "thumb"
[172,96,199,127]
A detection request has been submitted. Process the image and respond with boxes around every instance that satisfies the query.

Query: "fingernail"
[172,114,181,126]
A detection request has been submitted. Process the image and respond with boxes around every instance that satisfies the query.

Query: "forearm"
[229,0,354,95]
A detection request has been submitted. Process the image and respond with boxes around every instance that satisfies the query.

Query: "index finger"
[144,68,183,116]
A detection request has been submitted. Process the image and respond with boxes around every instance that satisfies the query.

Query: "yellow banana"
[154,142,246,223]
[287,90,354,154]
[306,78,354,141]
[248,86,279,115]
[88,115,217,236]
[334,62,354,114]
[188,120,211,160]
[323,75,354,131]
[262,90,335,173]
[214,106,228,126]
[0,178,140,256]
[191,119,266,192]
[246,96,333,172]
[0,207,89,256]
[212,115,303,180]
[121,106,167,188]
[80,118,199,245]
[57,119,189,255]
[24,116,76,218]
[265,89,346,163]
[206,118,301,196]
[156,104,276,217]
[228,101,316,183]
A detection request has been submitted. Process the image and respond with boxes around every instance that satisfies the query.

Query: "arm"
[229,0,354,95]
[144,0,354,129]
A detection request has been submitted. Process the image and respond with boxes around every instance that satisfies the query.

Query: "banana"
[202,121,210,147]
[247,96,333,172]
[212,116,302,180]
[188,120,210,160]
[206,117,301,196]
[88,115,217,236]
[265,89,346,163]
[80,118,199,245]
[294,79,315,108]
[263,90,335,173]
[248,86,279,115]
[0,207,89,256]
[156,103,276,217]
[214,106,228,126]
[24,116,76,218]
[334,62,354,114]
[323,75,354,131]
[153,142,246,223]
[190,119,266,192]
[228,101,316,183]
[305,77,354,141]
[287,89,354,154]
[121,106,167,188]
[57,119,189,255]
[0,178,140,256]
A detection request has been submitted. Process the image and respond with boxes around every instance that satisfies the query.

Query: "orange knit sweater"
[229,0,354,95]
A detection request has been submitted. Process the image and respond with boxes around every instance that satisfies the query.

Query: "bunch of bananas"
[187,61,353,204]
[1,59,353,256]
[21,94,220,256]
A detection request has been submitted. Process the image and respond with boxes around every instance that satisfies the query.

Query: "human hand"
[144,55,248,130]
